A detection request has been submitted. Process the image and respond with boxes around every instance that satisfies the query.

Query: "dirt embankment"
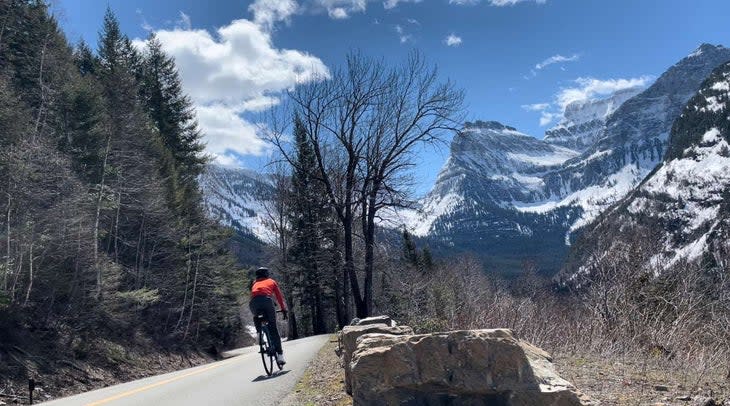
[0,321,255,406]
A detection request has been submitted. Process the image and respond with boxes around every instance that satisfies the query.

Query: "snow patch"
[703,96,726,112]
[702,128,721,143]
[711,80,730,92]
[506,147,578,167]
[392,193,464,237]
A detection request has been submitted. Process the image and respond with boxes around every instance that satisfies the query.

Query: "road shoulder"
[280,335,352,406]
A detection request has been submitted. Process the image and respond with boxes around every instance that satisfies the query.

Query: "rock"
[340,323,414,394]
[676,395,692,401]
[350,329,590,406]
[693,397,716,406]
[655,385,670,392]
[351,315,396,327]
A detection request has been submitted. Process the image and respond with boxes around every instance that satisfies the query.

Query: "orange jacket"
[251,277,287,311]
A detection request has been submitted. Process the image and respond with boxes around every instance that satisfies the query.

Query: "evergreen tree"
[73,40,98,76]
[97,8,125,76]
[140,34,206,214]
[287,116,333,335]
[402,228,419,266]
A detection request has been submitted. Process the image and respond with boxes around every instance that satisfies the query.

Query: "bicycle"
[256,310,284,376]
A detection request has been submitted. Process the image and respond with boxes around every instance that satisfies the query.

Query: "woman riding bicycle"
[249,267,288,365]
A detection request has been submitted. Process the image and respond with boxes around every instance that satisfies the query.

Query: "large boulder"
[341,323,414,394]
[350,329,591,406]
[351,315,396,327]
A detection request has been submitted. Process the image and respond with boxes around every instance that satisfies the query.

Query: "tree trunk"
[33,31,51,138]
[134,214,145,288]
[176,228,192,331]
[284,292,299,340]
[314,284,325,334]
[344,216,366,318]
[113,185,122,263]
[23,240,33,306]
[11,249,22,303]
[183,230,202,341]
[4,192,10,292]
[68,221,82,307]
[363,192,377,317]
[93,135,112,300]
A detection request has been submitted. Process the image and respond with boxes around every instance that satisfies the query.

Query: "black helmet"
[255,267,270,278]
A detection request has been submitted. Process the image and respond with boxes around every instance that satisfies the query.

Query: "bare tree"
[261,160,299,339]
[267,51,463,317]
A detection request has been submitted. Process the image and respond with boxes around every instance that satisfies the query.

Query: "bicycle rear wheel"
[259,326,275,376]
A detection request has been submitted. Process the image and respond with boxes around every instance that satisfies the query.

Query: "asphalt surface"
[41,335,330,406]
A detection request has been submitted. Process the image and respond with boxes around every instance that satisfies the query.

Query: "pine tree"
[402,228,419,266]
[97,8,125,76]
[140,34,206,214]
[73,40,97,76]
[287,116,334,335]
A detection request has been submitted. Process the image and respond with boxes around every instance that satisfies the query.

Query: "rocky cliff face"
[399,44,730,274]
[544,86,643,152]
[563,60,730,278]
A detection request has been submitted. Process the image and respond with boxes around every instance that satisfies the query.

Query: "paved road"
[41,335,330,406]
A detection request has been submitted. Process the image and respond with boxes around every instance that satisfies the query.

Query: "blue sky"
[56,0,730,194]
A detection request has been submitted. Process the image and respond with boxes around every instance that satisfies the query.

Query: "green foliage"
[402,228,419,266]
[115,288,161,308]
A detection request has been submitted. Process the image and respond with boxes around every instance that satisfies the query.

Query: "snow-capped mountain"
[544,86,643,152]
[199,165,274,241]
[564,60,730,277]
[399,44,730,273]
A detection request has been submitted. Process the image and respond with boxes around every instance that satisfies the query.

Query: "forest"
[0,0,244,365]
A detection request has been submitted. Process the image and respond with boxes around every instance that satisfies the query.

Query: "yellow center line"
[84,354,249,406]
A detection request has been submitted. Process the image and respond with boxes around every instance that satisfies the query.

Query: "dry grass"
[281,335,352,406]
[555,351,729,405]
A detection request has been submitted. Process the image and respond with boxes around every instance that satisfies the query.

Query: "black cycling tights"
[249,296,283,354]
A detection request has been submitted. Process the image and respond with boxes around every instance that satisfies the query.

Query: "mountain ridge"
[562,59,730,280]
[395,43,730,273]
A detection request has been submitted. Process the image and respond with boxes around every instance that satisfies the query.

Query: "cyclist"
[249,267,288,365]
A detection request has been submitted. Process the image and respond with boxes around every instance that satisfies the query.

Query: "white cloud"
[535,53,579,70]
[444,34,462,47]
[383,0,423,9]
[313,0,366,18]
[523,76,652,127]
[394,24,412,43]
[450,0,546,5]
[196,104,269,159]
[521,103,550,111]
[329,7,350,18]
[312,0,419,19]
[177,11,192,30]
[539,111,560,126]
[138,9,329,165]
[556,76,652,110]
[249,0,299,30]
[489,0,547,5]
